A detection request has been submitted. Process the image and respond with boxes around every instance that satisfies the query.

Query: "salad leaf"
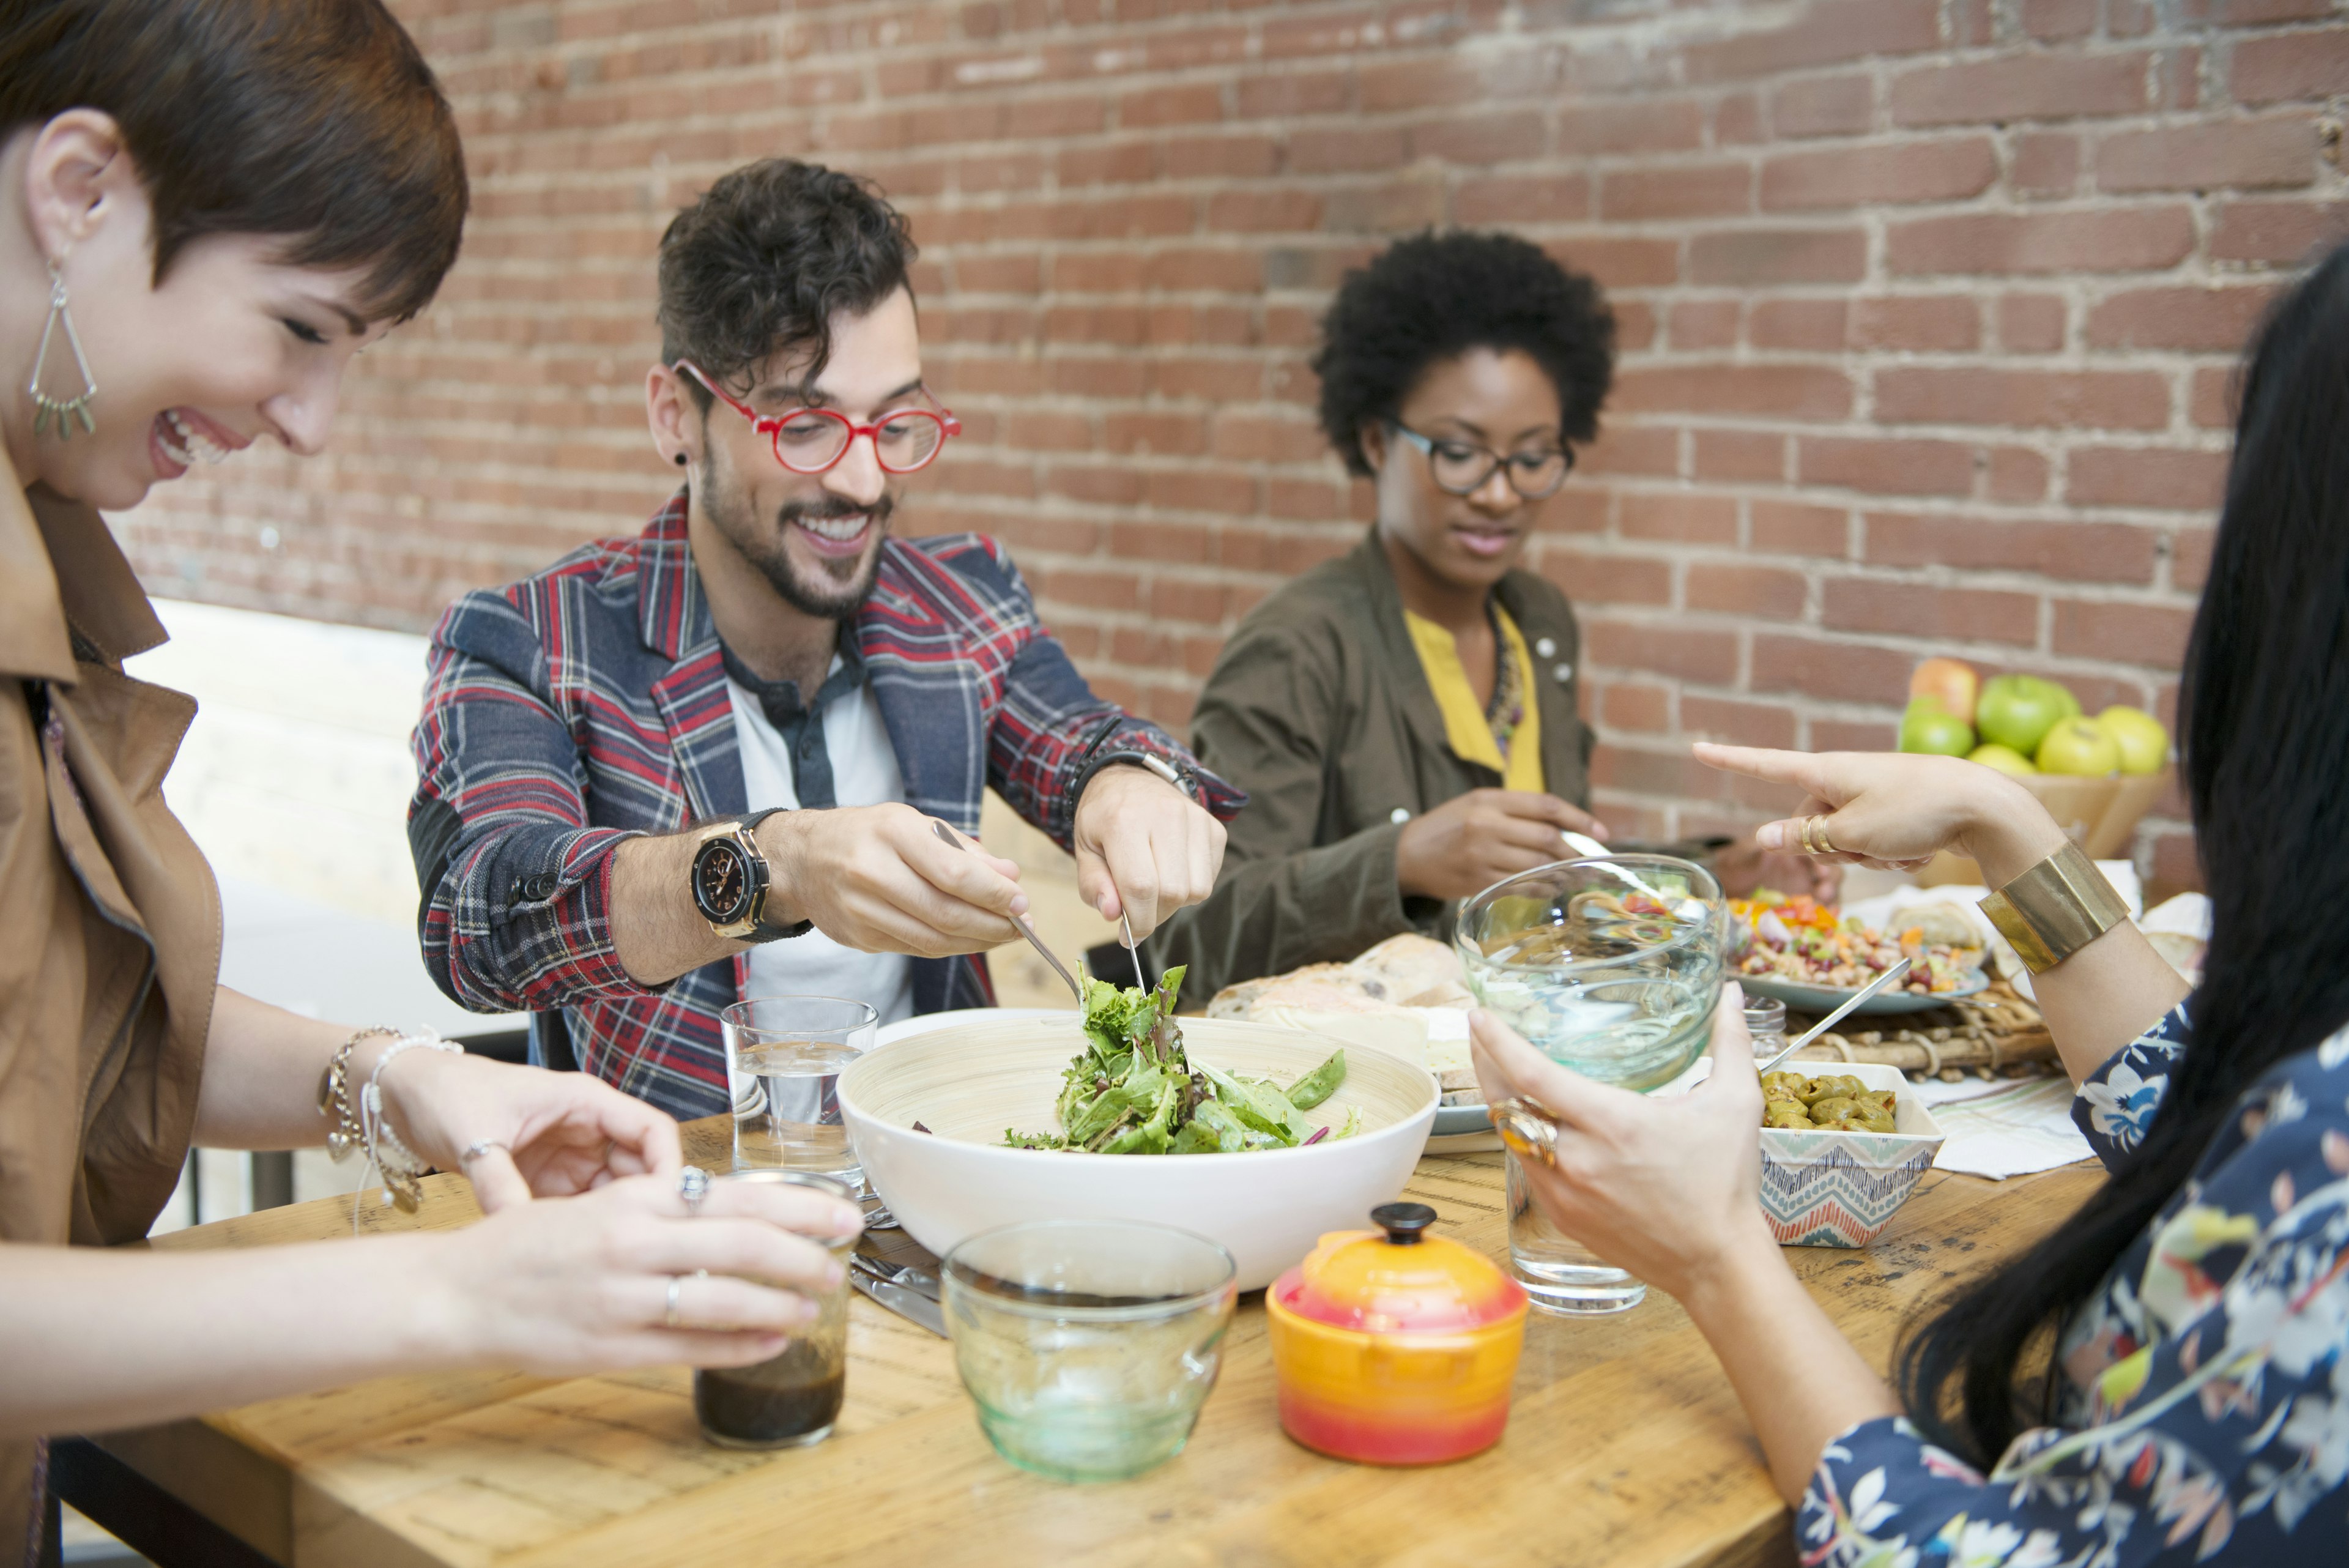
[1004,968,1349,1155]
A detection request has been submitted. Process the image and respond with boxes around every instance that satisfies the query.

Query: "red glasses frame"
[673,360,962,475]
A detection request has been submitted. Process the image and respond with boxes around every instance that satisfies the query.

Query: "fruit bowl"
[839,1014,1439,1291]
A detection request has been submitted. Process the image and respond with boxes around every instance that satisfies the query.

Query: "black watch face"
[694,840,754,923]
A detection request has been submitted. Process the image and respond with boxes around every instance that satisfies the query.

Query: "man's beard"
[703,455,893,620]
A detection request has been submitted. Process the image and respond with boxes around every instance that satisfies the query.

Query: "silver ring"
[678,1164,711,1216]
[459,1139,507,1166]
[665,1273,685,1329]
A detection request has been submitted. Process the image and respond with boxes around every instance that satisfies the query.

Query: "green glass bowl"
[942,1220,1236,1483]
[1456,855,1729,1092]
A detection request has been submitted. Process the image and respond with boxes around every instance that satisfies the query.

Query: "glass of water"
[942,1220,1236,1482]
[1455,855,1728,1092]
[1505,1151,1647,1315]
[721,997,879,1180]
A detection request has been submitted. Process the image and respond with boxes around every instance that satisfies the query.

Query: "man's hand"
[1710,839,1844,905]
[763,803,1027,957]
[1394,789,1609,902]
[1071,764,1228,940]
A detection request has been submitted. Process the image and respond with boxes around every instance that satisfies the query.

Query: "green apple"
[2094,705,2169,775]
[2035,715,2121,776]
[1899,698,1975,757]
[1967,742,2038,778]
[1976,674,2076,756]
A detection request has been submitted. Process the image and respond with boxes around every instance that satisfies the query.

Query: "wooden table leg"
[46,1439,283,1568]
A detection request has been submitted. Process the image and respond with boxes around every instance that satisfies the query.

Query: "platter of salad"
[1729,893,1990,1016]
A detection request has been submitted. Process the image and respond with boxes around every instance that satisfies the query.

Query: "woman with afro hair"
[1149,230,1831,1000]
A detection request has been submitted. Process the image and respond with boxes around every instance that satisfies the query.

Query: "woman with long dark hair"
[1471,243,2349,1564]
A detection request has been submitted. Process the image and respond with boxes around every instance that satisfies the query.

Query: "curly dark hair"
[658,158,916,409]
[1312,230,1615,477]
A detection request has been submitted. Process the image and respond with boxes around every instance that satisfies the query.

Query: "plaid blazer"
[409,494,1241,1117]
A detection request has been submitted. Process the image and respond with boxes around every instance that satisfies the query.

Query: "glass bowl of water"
[942,1219,1236,1482]
[1455,856,1729,1092]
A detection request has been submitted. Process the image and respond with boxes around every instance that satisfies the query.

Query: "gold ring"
[1795,816,1817,854]
[1814,816,1839,855]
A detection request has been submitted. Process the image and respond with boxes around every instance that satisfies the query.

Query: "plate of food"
[1731,895,1990,1016]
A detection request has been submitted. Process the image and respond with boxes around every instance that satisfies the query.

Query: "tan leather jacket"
[1,450,219,1561]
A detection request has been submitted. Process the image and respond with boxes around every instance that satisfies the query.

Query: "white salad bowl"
[839,1013,1439,1291]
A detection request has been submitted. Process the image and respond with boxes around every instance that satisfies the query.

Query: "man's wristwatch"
[689,808,811,943]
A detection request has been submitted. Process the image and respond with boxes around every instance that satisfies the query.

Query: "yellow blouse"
[1403,604,1544,793]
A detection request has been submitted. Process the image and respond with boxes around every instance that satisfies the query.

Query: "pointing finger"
[1692,743,1837,804]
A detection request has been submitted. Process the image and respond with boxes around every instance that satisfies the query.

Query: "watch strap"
[1979,841,2131,974]
[735,807,810,942]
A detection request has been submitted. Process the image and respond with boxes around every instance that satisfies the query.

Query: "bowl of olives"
[1756,1061,1945,1247]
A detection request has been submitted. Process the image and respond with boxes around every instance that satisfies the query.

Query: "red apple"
[1910,657,1978,727]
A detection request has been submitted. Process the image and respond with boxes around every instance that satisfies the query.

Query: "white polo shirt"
[727,658,916,1026]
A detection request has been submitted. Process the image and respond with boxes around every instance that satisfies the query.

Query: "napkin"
[1917,1074,2095,1179]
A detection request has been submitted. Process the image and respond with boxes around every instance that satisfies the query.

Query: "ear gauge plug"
[674,452,688,466]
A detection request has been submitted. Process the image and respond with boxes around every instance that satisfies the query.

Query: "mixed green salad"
[1004,965,1357,1154]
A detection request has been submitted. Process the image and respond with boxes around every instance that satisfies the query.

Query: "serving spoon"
[1752,956,1912,1076]
[931,820,1084,1004]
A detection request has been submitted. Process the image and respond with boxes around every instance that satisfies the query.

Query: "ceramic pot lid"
[1277,1203,1524,1332]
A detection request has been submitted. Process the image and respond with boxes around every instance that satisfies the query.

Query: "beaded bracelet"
[360,1031,464,1213]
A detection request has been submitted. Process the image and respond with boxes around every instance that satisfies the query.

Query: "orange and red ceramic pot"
[1264,1202,1528,1466]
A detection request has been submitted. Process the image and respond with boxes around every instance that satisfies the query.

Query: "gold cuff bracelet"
[1978,841,2132,974]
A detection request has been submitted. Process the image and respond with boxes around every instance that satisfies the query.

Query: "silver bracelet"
[359,1031,462,1214]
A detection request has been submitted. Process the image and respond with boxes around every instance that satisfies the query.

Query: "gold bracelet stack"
[317,1027,399,1161]
[1978,841,2132,974]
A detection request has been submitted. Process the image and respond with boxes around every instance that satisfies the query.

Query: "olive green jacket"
[1151,531,1594,1001]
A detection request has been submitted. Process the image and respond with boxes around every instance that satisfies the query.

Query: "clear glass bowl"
[942,1220,1236,1483]
[1455,855,1729,1092]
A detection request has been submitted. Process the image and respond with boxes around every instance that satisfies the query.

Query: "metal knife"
[850,1268,946,1337]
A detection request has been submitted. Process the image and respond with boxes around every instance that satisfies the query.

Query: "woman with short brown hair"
[0,3,853,1557]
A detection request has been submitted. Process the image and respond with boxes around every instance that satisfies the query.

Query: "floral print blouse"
[1800,1003,2349,1566]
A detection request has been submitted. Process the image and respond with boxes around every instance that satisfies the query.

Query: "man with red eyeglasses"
[407,160,1241,1115]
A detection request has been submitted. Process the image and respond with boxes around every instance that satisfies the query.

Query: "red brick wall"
[117,0,2349,893]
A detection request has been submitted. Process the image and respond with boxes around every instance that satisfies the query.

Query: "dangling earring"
[29,257,97,440]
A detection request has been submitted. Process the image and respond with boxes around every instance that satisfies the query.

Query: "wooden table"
[102,1118,2099,1568]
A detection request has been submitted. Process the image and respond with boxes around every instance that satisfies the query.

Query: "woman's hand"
[377,1050,683,1213]
[439,1170,863,1374]
[1397,789,1609,902]
[1469,985,1776,1301]
[1693,744,2066,885]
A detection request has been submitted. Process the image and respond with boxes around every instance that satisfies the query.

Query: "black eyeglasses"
[1387,420,1573,499]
